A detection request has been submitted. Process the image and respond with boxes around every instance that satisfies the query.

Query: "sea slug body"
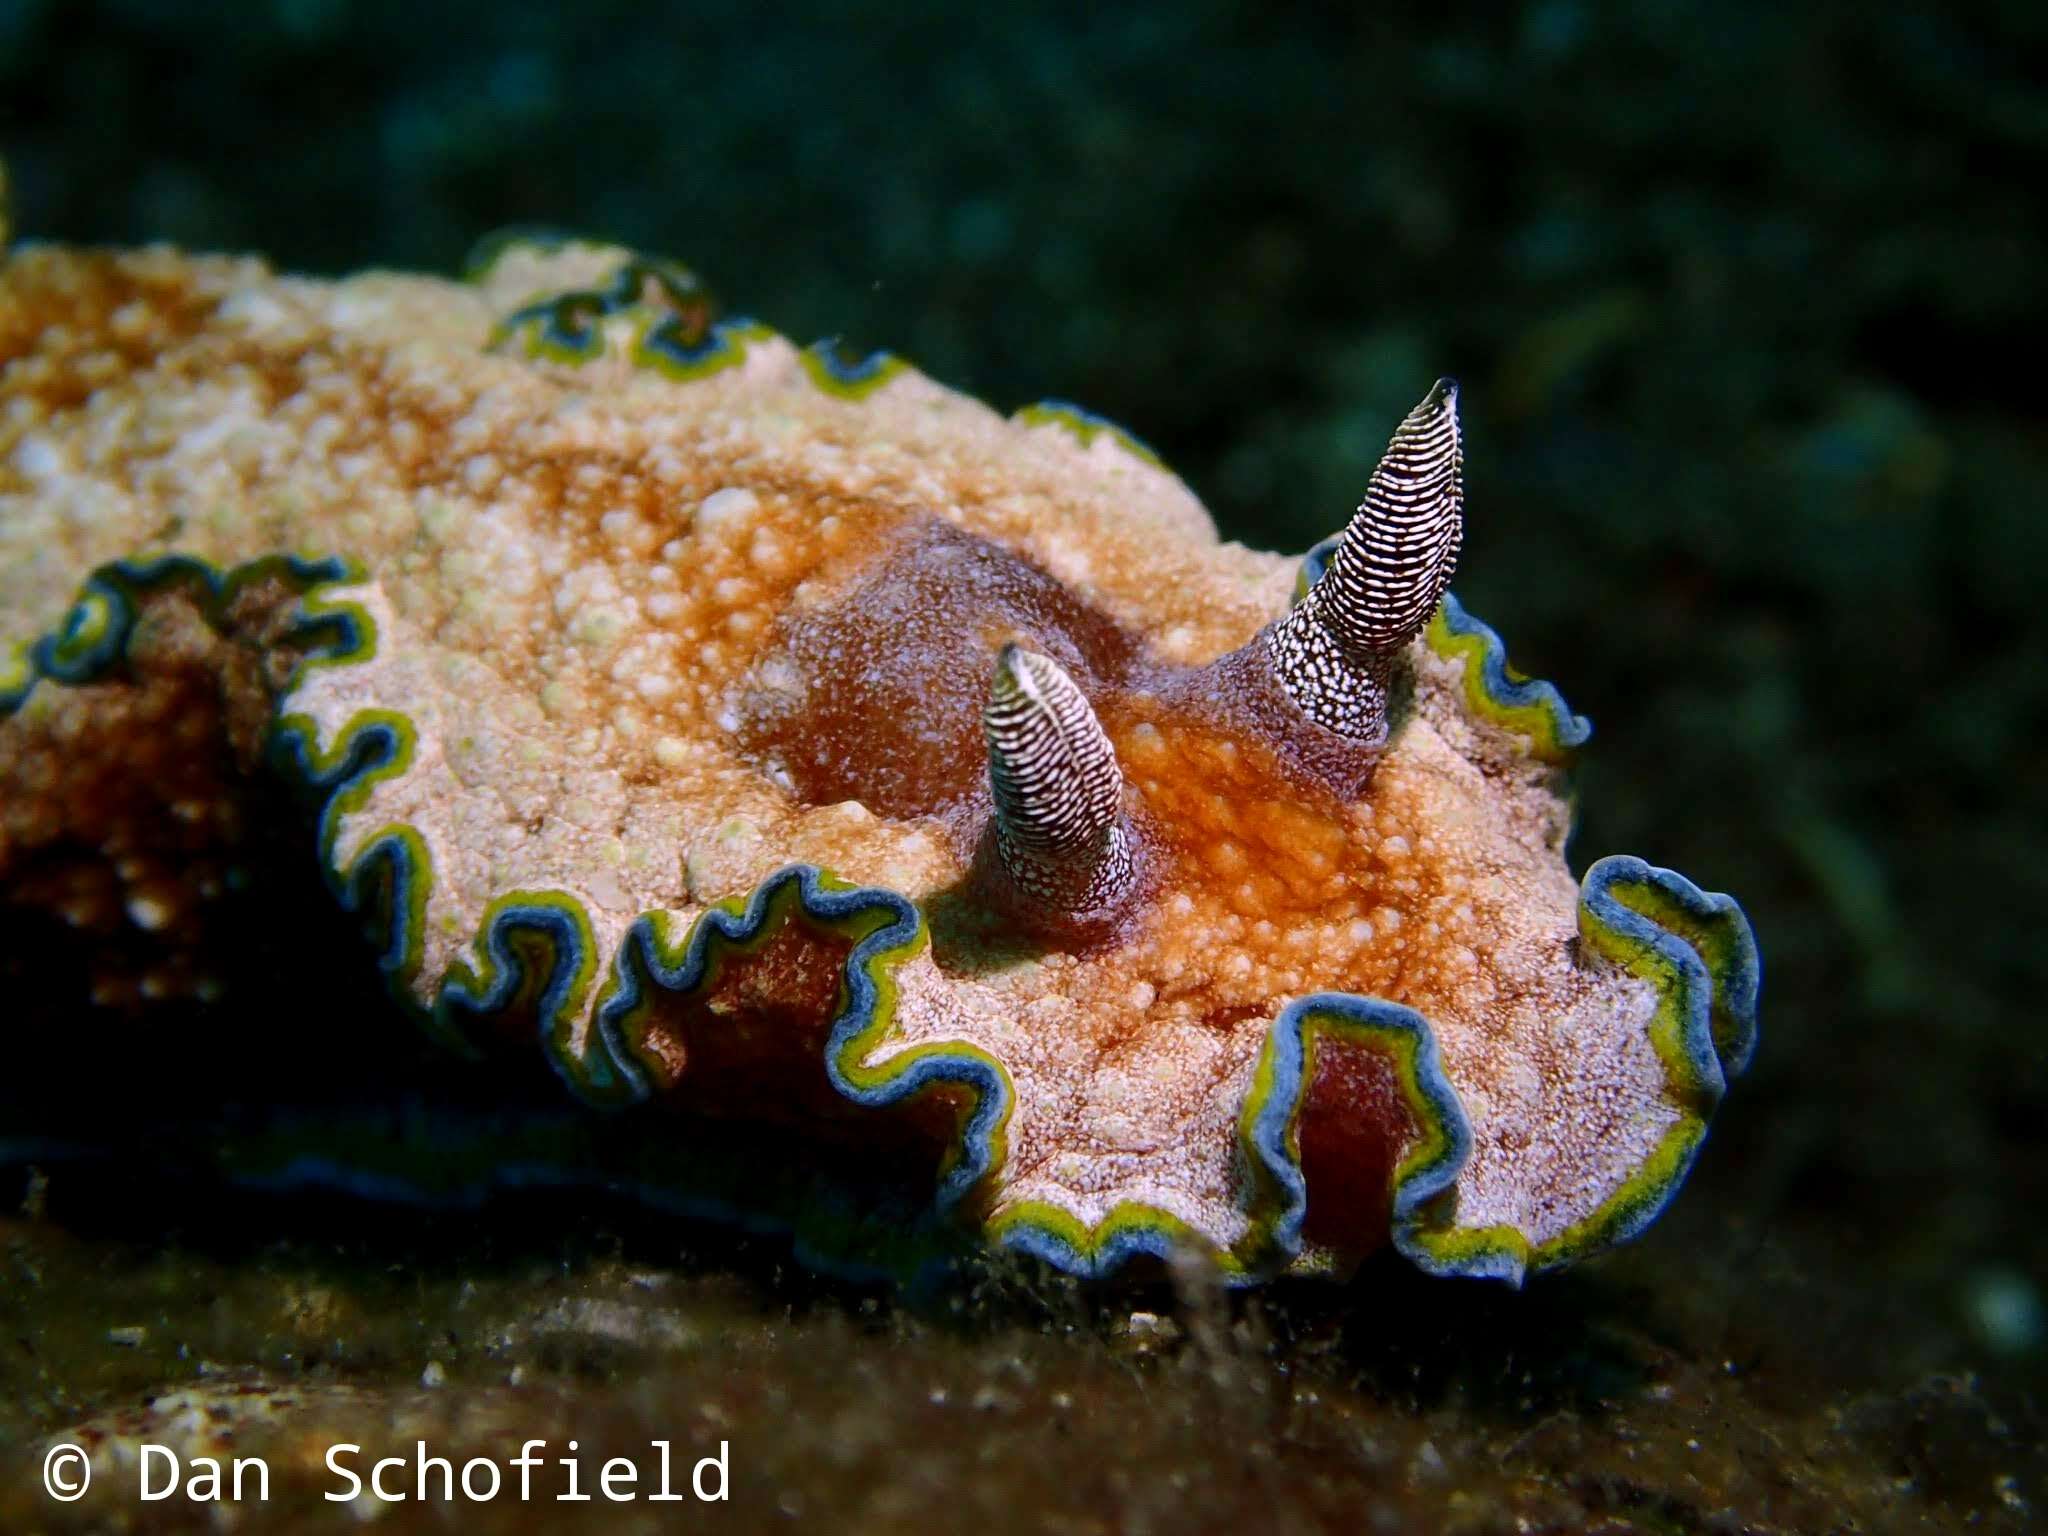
[0,225,1757,1285]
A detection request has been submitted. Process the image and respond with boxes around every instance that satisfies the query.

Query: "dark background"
[4,0,2045,1524]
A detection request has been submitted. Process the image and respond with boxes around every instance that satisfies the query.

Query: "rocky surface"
[0,1187,2038,1535]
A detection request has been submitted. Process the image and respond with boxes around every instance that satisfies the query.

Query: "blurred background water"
[2,2,2045,1530]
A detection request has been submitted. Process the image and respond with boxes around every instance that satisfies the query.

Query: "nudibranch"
[0,223,1757,1285]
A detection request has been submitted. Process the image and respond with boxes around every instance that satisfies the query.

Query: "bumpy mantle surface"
[0,234,1758,1284]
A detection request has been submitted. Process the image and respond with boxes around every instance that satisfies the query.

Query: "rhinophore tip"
[1266,378,1465,741]
[984,644,1134,913]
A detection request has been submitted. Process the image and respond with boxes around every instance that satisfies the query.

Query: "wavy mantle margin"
[2,480,1753,1290]
[594,865,1011,1215]
[475,233,1175,477]
[1406,855,1761,1284]
[486,247,716,364]
[0,551,357,717]
[1012,399,1167,468]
